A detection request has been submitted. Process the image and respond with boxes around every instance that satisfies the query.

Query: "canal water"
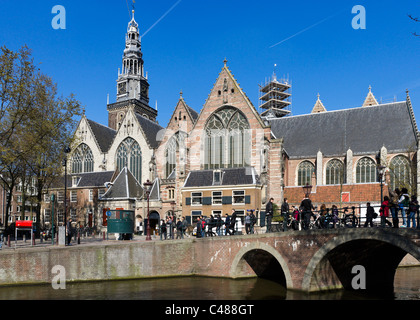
[0,267,418,300]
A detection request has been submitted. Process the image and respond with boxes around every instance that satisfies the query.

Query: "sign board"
[58,226,66,246]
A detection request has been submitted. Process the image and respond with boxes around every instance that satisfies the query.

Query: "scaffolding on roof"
[259,67,292,119]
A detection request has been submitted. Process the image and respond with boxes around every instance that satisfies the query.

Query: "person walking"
[249,210,256,234]
[281,198,289,232]
[216,214,222,236]
[408,195,418,228]
[245,211,251,234]
[389,188,400,228]
[399,188,410,227]
[364,202,375,228]
[265,198,274,233]
[160,219,167,240]
[181,216,188,238]
[196,216,202,238]
[230,209,237,235]
[224,213,231,235]
[66,218,74,246]
[380,196,393,227]
[300,196,314,230]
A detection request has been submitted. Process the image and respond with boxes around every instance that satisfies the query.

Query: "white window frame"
[212,191,222,205]
[191,192,203,206]
[232,190,245,205]
[70,190,77,203]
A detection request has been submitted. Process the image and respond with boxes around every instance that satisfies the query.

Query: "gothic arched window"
[165,131,187,178]
[116,137,142,183]
[389,155,411,191]
[356,157,377,183]
[71,144,94,174]
[326,159,345,185]
[297,161,315,186]
[204,107,250,169]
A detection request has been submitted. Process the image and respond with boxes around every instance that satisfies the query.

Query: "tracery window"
[165,131,187,178]
[71,144,94,174]
[297,161,315,186]
[356,157,377,183]
[204,107,250,169]
[116,137,142,183]
[326,159,345,185]
[389,155,411,191]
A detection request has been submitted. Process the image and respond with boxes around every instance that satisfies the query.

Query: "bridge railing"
[265,204,420,232]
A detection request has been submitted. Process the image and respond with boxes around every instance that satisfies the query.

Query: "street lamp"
[63,146,71,244]
[377,165,386,203]
[303,184,312,199]
[143,179,153,241]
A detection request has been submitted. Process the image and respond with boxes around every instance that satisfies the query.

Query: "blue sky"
[0,0,419,128]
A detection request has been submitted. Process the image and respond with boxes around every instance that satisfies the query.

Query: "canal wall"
[0,240,196,286]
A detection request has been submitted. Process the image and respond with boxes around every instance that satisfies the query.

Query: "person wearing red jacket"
[380,196,393,227]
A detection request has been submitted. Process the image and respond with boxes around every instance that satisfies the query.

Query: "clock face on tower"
[118,82,127,95]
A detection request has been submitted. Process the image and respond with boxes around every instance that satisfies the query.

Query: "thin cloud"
[269,9,345,49]
[142,0,182,38]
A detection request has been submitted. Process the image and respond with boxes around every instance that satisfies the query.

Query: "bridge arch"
[230,242,293,289]
[302,229,420,293]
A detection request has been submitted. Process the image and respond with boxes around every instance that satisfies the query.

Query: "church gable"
[193,61,265,130]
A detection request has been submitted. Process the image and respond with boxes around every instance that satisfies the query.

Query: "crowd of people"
[157,188,419,240]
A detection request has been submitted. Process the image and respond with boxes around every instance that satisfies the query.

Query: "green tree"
[0,45,82,229]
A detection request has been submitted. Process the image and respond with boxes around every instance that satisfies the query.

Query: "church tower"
[107,10,157,130]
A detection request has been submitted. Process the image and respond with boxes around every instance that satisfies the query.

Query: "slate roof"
[87,119,117,153]
[101,167,143,200]
[134,113,164,149]
[183,167,260,188]
[50,171,115,189]
[269,101,418,159]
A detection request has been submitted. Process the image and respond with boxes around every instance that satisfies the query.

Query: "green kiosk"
[106,209,135,240]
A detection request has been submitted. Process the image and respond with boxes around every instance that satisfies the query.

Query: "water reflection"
[0,267,418,300]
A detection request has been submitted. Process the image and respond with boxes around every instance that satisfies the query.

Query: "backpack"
[409,201,418,213]
[402,195,410,207]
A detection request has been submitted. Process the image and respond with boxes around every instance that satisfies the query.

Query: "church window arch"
[356,157,377,183]
[116,137,142,183]
[325,159,345,185]
[204,107,250,169]
[389,155,411,191]
[165,132,187,179]
[297,161,315,186]
[71,144,94,174]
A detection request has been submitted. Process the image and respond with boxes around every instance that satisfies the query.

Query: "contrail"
[269,9,345,49]
[141,0,182,38]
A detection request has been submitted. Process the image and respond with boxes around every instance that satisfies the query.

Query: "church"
[40,11,419,232]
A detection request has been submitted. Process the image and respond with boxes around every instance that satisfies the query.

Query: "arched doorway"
[145,211,160,235]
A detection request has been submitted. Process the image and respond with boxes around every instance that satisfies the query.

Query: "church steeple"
[116,10,149,104]
[107,10,157,130]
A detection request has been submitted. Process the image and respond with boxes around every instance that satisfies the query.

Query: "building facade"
[10,11,416,232]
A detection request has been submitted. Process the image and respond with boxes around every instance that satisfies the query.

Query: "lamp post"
[303,184,312,199]
[63,147,71,244]
[143,179,153,241]
[377,165,386,203]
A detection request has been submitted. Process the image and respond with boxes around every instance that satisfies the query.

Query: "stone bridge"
[195,228,420,293]
[0,228,419,293]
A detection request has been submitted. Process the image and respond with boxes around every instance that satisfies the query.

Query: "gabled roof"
[269,101,418,159]
[134,113,164,149]
[86,119,117,153]
[311,94,327,113]
[183,167,260,188]
[50,171,115,189]
[101,167,143,200]
[362,86,379,107]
